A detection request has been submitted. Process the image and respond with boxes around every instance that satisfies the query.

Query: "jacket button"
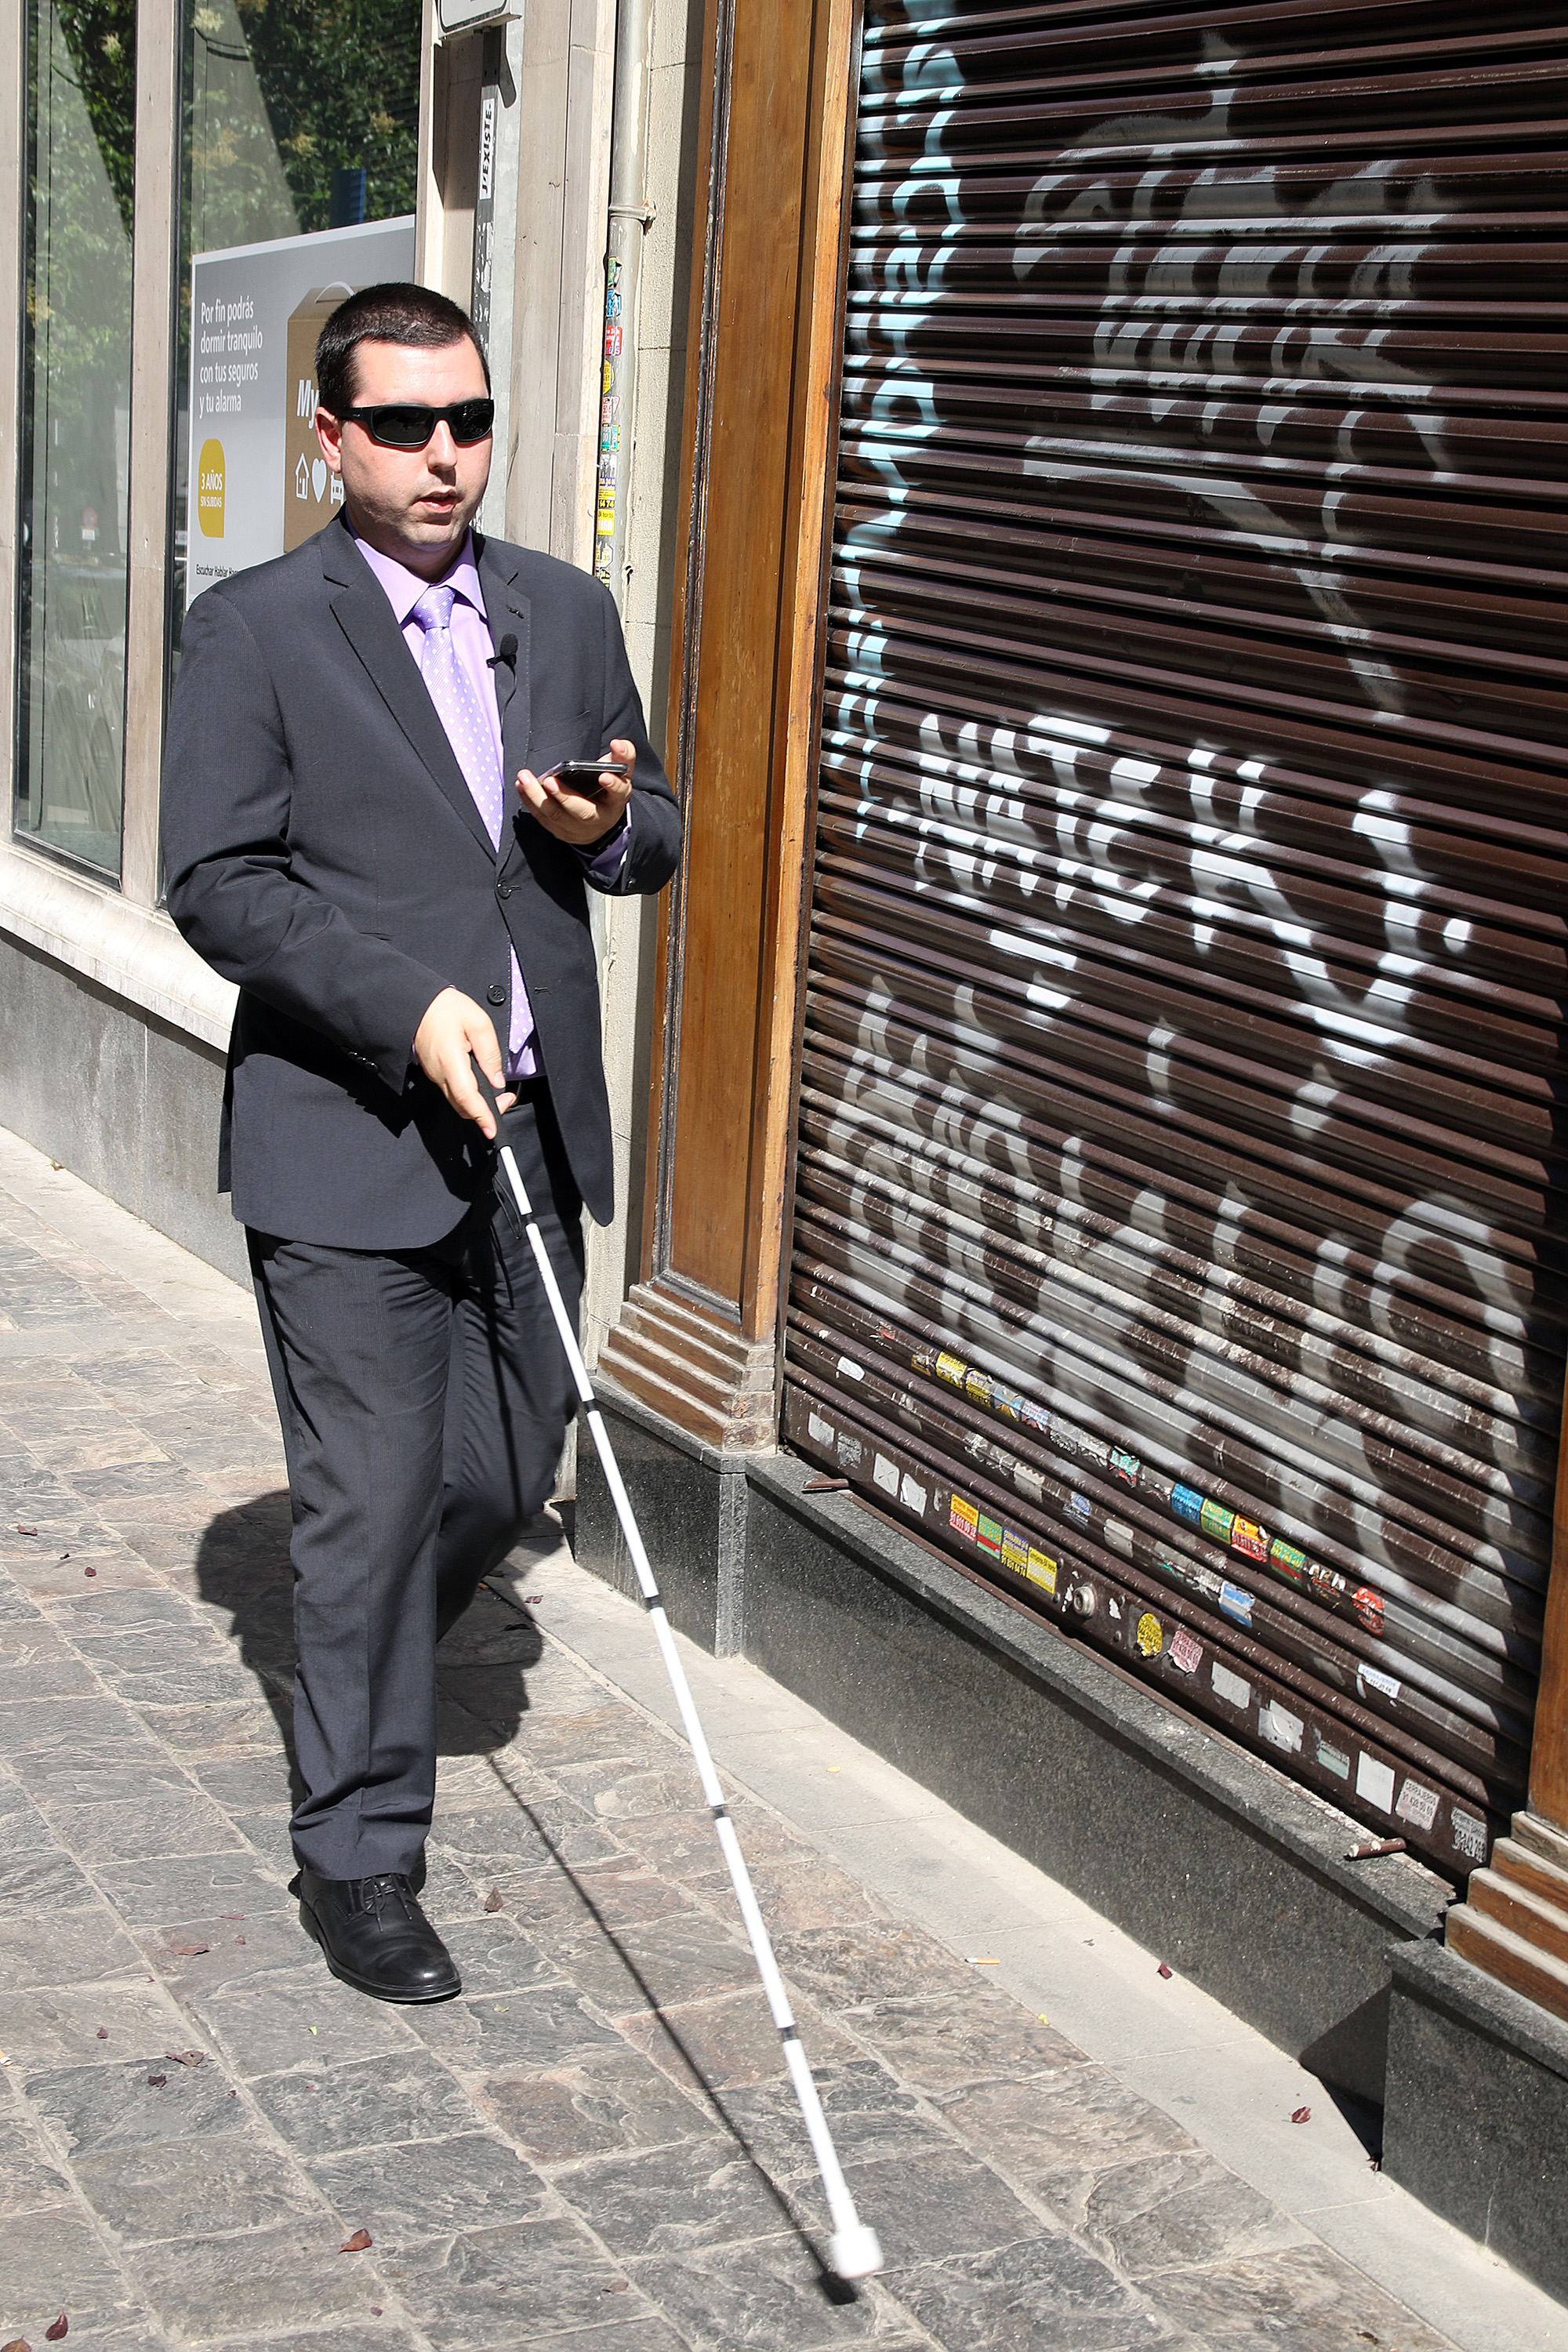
[486,982,506,1006]
[496,882,512,898]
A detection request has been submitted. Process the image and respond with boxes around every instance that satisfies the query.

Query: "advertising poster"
[186,215,416,609]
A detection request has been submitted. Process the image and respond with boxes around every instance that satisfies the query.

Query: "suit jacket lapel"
[477,536,532,878]
[319,519,496,864]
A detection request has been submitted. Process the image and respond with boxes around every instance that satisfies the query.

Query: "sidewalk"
[0,1123,1559,2352]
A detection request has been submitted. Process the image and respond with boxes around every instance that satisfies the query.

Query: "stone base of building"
[575,1379,1451,2109]
[0,924,244,1284]
[1383,1939,1568,2306]
[575,1382,750,1655]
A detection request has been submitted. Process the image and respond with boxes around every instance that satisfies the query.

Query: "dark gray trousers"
[249,1091,582,1879]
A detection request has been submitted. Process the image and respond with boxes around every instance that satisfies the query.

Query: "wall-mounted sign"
[437,0,521,36]
[186,214,415,610]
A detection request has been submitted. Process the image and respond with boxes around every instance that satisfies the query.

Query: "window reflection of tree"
[17,0,136,872]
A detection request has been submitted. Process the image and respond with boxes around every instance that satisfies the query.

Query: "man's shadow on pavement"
[194,1493,546,1808]
[194,1495,859,2302]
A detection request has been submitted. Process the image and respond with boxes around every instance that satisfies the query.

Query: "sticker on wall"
[899,1472,927,1515]
[808,1411,834,1449]
[950,1494,978,1541]
[1169,1628,1202,1675]
[1394,1780,1439,1832]
[837,1356,866,1382]
[1270,1538,1308,1588]
[1231,1517,1268,1563]
[1353,1588,1386,1635]
[1200,1499,1235,1545]
[1259,1701,1304,1755]
[1315,1736,1351,1781]
[1134,1612,1163,1659]
[1218,1581,1254,1628]
[873,1453,898,1496]
[1451,1811,1488,1864]
[1211,1661,1251,1712]
[196,438,225,537]
[1355,1753,1397,1814]
[1025,1548,1057,1595]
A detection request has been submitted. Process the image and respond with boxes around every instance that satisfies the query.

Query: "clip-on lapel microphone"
[487,633,517,673]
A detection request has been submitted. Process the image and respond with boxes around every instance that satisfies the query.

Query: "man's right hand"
[413,988,514,1138]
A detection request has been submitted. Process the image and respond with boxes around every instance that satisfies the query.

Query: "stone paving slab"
[0,1143,1501,2351]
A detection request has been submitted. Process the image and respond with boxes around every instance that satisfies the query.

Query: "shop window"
[15,0,136,880]
[169,0,422,653]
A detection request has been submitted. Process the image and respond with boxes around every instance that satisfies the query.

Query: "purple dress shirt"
[355,529,628,1081]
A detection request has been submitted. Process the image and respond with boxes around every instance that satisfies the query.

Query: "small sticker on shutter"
[1356,1753,1396,1814]
[1395,1780,1439,1832]
[1451,1811,1487,1864]
[1260,1701,1303,1755]
[1211,1661,1251,1712]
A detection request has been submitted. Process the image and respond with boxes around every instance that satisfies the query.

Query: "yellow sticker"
[1135,1611,1164,1658]
[197,438,225,537]
[949,1494,978,1541]
[1026,1548,1058,1595]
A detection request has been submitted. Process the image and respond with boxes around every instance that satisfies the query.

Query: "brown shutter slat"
[784,0,1567,1877]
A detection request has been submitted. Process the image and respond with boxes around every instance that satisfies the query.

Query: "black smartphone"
[546,758,630,800]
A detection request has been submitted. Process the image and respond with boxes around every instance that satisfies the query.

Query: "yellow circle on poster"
[1135,1611,1163,1659]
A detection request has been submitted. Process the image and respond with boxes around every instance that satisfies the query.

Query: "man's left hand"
[516,739,636,847]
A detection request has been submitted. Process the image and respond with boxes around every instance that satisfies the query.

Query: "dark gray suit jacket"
[162,515,681,1247]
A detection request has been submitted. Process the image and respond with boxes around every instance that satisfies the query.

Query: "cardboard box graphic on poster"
[186,216,415,609]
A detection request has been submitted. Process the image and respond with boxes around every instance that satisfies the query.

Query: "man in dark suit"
[162,283,681,2003]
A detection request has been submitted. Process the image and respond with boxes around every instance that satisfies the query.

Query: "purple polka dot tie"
[412,583,530,1072]
[412,584,504,848]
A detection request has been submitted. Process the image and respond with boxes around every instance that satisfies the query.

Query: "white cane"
[476,1065,884,2281]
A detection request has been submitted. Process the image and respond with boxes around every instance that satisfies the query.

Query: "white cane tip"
[829,2224,884,2280]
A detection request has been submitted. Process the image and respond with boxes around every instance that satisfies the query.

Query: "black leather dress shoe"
[295,1867,460,2003]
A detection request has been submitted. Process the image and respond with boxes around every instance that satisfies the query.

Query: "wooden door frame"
[598,0,861,1448]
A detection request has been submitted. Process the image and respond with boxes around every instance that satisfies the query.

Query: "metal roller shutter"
[783,0,1568,1875]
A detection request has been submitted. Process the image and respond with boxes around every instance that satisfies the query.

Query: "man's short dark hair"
[315,282,490,416]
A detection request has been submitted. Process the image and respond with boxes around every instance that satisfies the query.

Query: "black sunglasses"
[338,397,495,450]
